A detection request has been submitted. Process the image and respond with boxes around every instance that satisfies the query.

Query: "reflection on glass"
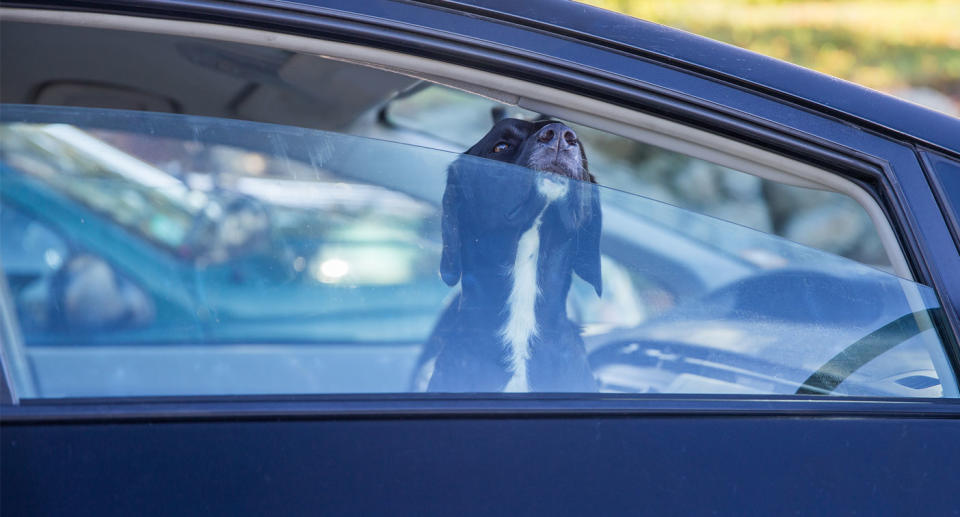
[0,105,955,398]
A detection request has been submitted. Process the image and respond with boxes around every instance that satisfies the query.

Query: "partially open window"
[0,18,955,398]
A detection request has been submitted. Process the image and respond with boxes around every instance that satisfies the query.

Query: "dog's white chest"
[501,178,568,392]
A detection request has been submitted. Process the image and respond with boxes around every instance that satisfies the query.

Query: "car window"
[0,105,956,398]
[1,24,956,398]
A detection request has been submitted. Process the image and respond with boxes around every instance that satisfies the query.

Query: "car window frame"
[1,4,958,408]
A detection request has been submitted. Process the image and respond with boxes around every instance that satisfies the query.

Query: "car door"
[2,1,959,514]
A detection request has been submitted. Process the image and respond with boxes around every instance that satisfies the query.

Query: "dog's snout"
[535,123,578,150]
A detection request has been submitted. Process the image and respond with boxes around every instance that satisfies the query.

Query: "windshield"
[0,105,955,398]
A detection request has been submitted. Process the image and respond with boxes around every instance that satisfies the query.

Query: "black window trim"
[4,394,960,424]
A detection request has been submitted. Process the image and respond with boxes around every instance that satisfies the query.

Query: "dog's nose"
[535,123,578,150]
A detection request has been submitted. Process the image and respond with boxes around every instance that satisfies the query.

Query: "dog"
[418,118,603,392]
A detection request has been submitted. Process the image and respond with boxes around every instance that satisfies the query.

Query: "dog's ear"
[570,181,603,297]
[439,163,462,286]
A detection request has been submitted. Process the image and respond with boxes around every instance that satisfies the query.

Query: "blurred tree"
[579,0,960,115]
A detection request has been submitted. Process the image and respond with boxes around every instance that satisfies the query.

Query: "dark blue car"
[2,1,959,514]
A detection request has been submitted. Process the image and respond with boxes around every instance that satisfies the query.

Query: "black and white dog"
[420,118,602,392]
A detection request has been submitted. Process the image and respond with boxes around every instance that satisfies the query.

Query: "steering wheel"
[795,309,938,395]
[585,308,941,396]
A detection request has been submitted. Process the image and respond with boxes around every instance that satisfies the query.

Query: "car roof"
[401,0,959,153]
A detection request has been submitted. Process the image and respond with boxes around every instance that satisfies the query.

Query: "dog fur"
[420,118,602,392]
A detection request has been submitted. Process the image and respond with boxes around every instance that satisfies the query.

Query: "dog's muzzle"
[523,123,586,181]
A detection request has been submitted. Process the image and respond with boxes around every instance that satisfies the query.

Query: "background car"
[2,0,959,514]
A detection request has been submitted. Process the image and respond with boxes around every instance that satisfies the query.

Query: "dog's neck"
[501,177,570,391]
[456,179,574,392]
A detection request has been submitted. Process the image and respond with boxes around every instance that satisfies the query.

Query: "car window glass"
[1,105,956,398]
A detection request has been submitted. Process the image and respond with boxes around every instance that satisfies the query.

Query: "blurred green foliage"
[579,0,960,112]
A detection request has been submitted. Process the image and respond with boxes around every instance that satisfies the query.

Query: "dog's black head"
[440,118,602,296]
[464,118,595,184]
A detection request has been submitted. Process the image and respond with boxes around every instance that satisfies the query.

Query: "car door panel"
[3,405,960,515]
